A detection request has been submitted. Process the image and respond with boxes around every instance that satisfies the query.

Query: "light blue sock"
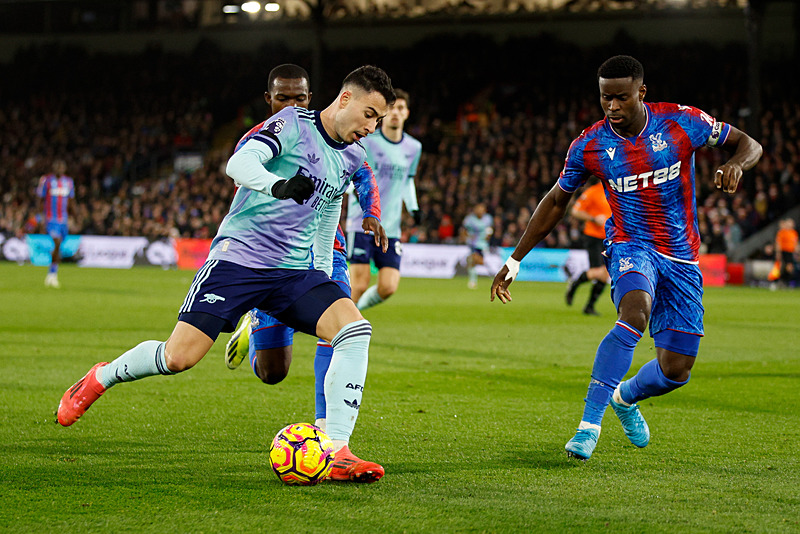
[314,341,333,420]
[468,267,477,285]
[619,358,690,404]
[324,319,371,442]
[356,285,384,311]
[99,340,174,388]
[581,321,641,426]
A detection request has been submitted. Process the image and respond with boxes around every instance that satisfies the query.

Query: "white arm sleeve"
[313,195,342,277]
[403,179,419,212]
[225,139,284,196]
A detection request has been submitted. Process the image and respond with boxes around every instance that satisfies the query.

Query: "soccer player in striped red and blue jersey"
[491,55,762,460]
[37,160,74,288]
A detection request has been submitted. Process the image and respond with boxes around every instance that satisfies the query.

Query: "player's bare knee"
[619,310,648,333]
[618,291,651,332]
[660,358,693,382]
[377,285,395,299]
[260,369,288,385]
[352,280,369,295]
[164,349,196,373]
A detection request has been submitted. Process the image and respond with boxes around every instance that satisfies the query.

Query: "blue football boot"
[610,390,650,448]
[565,426,600,461]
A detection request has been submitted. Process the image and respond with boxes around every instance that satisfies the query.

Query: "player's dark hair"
[597,55,644,82]
[394,89,410,108]
[342,66,396,106]
[267,64,310,92]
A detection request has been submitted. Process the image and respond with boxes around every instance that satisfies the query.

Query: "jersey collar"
[314,110,348,151]
[379,128,404,145]
[607,102,650,141]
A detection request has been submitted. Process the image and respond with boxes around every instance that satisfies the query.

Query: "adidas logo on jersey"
[607,161,682,193]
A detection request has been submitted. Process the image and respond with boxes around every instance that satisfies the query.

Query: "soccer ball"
[269,423,335,486]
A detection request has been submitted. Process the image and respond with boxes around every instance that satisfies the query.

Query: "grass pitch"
[1,263,798,533]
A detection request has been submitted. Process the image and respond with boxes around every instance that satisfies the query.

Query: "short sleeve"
[557,137,590,193]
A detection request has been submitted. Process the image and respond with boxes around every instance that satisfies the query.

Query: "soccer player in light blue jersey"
[223,65,386,456]
[37,160,74,288]
[346,89,422,310]
[57,66,396,483]
[461,203,494,289]
[491,56,762,461]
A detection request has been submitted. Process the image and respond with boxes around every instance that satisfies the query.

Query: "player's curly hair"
[342,66,396,106]
[597,55,644,81]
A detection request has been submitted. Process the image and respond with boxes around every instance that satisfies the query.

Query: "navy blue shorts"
[250,250,352,350]
[177,260,347,339]
[348,232,402,270]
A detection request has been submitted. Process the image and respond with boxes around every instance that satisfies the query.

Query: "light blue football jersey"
[210,106,365,270]
[463,213,493,250]
[346,130,421,239]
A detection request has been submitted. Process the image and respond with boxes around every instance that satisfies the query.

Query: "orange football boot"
[57,362,109,426]
[328,445,384,483]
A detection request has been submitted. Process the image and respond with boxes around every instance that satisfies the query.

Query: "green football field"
[1,263,798,533]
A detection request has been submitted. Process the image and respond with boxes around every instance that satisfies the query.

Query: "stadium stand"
[1,37,796,260]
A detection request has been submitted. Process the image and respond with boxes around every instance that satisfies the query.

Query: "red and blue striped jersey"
[558,102,731,263]
[37,174,74,224]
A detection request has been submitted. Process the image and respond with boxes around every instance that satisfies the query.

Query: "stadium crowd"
[1,37,797,258]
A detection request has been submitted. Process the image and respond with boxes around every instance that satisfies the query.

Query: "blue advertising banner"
[25,235,81,266]
[497,247,573,282]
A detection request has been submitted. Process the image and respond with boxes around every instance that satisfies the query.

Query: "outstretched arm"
[490,184,573,303]
[715,126,763,194]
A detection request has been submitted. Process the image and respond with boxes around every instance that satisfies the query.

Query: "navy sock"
[619,358,690,404]
[581,321,641,426]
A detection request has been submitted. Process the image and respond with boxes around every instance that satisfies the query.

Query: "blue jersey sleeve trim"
[252,133,281,157]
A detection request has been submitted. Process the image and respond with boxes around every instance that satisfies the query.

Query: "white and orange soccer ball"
[269,423,335,486]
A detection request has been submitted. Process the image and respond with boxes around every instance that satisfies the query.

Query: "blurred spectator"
[775,218,799,286]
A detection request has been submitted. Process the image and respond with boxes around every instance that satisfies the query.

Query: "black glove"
[412,210,422,225]
[272,174,315,204]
